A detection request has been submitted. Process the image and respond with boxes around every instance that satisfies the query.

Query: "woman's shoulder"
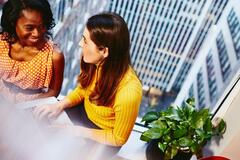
[52,44,65,64]
[115,67,143,103]
[52,44,63,55]
[124,67,141,81]
[42,41,64,59]
[119,67,142,89]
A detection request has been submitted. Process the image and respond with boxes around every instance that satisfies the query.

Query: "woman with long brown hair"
[34,12,142,158]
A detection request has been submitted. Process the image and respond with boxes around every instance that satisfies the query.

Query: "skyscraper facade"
[174,0,240,112]
[107,0,228,93]
[172,0,228,92]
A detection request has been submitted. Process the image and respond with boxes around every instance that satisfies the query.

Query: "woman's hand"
[33,103,64,120]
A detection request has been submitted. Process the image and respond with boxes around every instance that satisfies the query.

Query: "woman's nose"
[79,38,83,48]
[31,28,40,37]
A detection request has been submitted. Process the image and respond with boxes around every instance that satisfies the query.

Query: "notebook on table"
[15,96,73,125]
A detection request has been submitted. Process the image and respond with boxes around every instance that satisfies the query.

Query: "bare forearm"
[58,96,74,110]
[33,96,73,119]
[37,90,58,98]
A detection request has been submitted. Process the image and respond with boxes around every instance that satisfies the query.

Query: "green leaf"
[186,98,195,106]
[163,134,172,143]
[199,108,210,120]
[192,118,204,129]
[204,131,213,140]
[185,102,195,113]
[195,129,205,143]
[195,129,205,138]
[165,119,177,129]
[149,119,167,129]
[141,128,163,140]
[163,128,171,135]
[191,109,210,129]
[141,111,159,124]
[178,137,193,147]
[158,142,167,152]
[180,98,196,120]
[165,146,178,160]
[215,119,226,134]
[181,107,191,121]
[173,127,187,138]
[140,134,151,142]
[171,139,178,146]
[164,107,181,121]
[190,141,199,154]
[179,121,189,128]
[176,106,186,120]
[203,118,212,133]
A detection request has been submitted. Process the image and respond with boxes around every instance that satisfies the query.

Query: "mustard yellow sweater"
[66,67,142,146]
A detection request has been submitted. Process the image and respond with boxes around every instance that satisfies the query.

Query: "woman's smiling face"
[15,9,46,47]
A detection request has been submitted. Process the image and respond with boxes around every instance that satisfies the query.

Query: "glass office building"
[106,0,240,116]
[107,0,228,93]
[174,0,240,113]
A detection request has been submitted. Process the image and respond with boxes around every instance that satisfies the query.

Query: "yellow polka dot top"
[0,33,53,101]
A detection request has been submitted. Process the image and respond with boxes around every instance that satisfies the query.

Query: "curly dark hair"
[1,0,55,40]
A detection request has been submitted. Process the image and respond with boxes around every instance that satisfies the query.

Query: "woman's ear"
[101,47,109,58]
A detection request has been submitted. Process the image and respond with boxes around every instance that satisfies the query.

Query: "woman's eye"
[24,27,34,31]
[82,35,87,44]
[82,38,87,44]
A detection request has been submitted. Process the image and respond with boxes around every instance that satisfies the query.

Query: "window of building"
[216,32,231,82]
[197,69,206,108]
[188,84,194,98]
[227,8,240,59]
[206,52,218,102]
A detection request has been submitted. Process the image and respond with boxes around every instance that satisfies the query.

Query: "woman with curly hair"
[0,0,64,102]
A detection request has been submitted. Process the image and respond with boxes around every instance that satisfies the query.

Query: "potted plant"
[140,98,226,160]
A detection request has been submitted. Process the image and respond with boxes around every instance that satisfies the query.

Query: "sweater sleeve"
[66,86,85,106]
[83,80,142,146]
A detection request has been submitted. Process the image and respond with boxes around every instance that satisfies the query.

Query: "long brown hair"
[78,12,131,106]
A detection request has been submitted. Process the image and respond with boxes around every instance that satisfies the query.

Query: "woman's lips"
[28,37,39,43]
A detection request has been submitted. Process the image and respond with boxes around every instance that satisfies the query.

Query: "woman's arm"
[85,82,142,146]
[33,96,75,120]
[38,46,64,98]
[61,80,142,146]
[34,86,85,120]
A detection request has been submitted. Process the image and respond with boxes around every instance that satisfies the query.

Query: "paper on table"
[14,97,88,156]
[15,96,73,125]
